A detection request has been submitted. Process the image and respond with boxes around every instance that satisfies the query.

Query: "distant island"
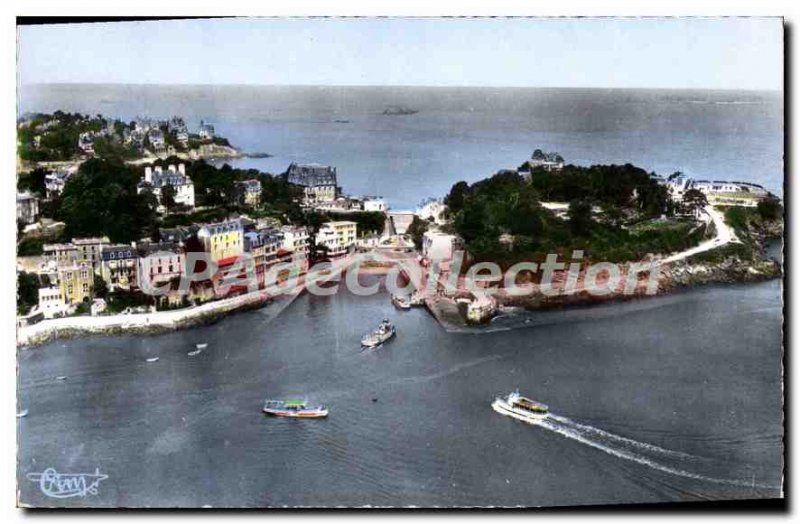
[243,152,274,159]
[381,105,419,116]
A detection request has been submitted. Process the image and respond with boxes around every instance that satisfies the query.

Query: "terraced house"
[42,242,78,269]
[58,262,93,305]
[136,242,185,289]
[101,245,139,290]
[73,236,110,275]
[197,219,245,264]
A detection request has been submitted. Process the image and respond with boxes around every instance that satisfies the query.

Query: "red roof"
[276,249,293,257]
[217,255,244,267]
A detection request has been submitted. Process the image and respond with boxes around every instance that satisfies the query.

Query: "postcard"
[15,16,784,508]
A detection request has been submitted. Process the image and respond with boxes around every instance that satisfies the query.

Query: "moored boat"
[361,319,396,348]
[391,294,411,309]
[262,399,328,418]
[492,390,549,423]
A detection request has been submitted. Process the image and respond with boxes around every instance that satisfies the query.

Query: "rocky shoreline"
[427,241,782,330]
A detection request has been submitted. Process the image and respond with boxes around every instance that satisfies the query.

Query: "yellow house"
[316,221,357,257]
[58,262,93,305]
[198,219,245,263]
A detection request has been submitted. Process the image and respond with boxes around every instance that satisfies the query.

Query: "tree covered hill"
[444,164,705,266]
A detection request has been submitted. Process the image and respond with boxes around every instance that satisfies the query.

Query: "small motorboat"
[55,376,67,381]
[361,319,396,348]
[187,349,203,356]
[391,294,411,310]
[263,399,328,418]
[492,389,549,424]
[196,343,208,350]
[145,357,160,363]
[16,409,28,418]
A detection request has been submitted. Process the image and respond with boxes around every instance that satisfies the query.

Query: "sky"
[18,17,783,90]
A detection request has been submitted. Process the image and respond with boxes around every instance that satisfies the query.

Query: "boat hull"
[492,398,548,424]
[391,296,411,309]
[263,408,328,418]
[361,329,395,348]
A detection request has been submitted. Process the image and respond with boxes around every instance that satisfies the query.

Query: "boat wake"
[531,414,779,490]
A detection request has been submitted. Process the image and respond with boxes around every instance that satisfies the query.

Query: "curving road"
[662,205,739,263]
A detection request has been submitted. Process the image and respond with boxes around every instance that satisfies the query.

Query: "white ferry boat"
[263,399,328,418]
[492,390,549,423]
[361,319,396,348]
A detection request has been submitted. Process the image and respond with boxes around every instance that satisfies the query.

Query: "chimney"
[178,163,186,175]
[144,166,152,184]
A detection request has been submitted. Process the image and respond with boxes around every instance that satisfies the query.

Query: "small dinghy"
[145,357,160,363]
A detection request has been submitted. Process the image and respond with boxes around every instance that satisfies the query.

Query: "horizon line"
[19,82,782,93]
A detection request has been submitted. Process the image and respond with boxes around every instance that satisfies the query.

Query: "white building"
[666,175,694,202]
[422,231,463,262]
[363,198,387,212]
[693,180,741,194]
[77,132,94,154]
[199,121,215,140]
[316,221,357,257]
[526,149,565,172]
[44,169,75,198]
[37,287,67,319]
[138,164,195,212]
[690,179,770,207]
[280,225,310,259]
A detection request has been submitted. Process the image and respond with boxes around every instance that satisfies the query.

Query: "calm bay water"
[18,278,782,507]
[20,84,783,209]
[17,85,783,506]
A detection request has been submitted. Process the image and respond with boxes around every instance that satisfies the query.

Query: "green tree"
[757,197,782,221]
[18,168,49,197]
[444,181,470,214]
[59,158,158,242]
[93,274,109,299]
[17,272,40,315]
[682,189,708,216]
[407,216,430,249]
[568,199,594,237]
